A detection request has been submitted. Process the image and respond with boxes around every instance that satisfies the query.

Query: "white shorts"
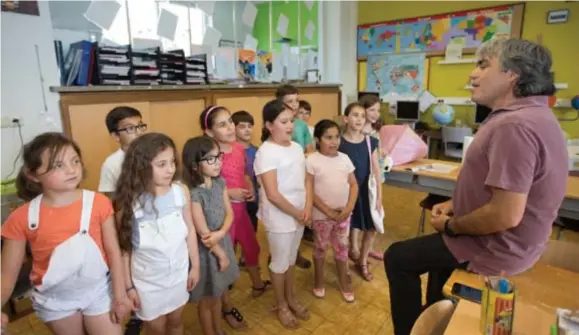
[267,226,305,274]
[32,278,112,322]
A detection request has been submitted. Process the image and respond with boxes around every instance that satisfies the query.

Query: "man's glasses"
[116,123,147,134]
[200,152,224,165]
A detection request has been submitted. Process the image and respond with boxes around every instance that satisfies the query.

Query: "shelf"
[434,97,572,108]
[464,83,568,90]
[438,58,477,65]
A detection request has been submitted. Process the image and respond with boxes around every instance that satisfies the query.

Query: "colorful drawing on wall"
[366,53,426,100]
[238,49,257,80]
[357,4,523,59]
[256,50,273,80]
[1,1,39,16]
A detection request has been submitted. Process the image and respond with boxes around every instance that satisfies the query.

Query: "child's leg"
[358,230,377,281]
[332,218,353,294]
[84,312,123,335]
[143,315,167,335]
[198,298,214,335]
[267,231,298,329]
[234,205,267,294]
[45,312,85,335]
[211,296,223,335]
[349,228,362,261]
[211,244,230,272]
[312,220,331,292]
[285,227,309,321]
[164,305,185,335]
[221,290,247,330]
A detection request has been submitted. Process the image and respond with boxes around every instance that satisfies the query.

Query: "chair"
[539,239,579,273]
[417,194,451,236]
[554,217,579,240]
[441,126,473,159]
[410,299,456,335]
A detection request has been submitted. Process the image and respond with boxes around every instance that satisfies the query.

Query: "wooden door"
[299,92,340,127]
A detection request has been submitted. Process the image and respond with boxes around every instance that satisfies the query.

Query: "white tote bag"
[366,136,385,234]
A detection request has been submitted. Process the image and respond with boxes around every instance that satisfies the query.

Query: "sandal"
[222,307,248,330]
[288,302,310,321]
[312,287,325,298]
[369,250,384,261]
[356,262,373,282]
[251,280,271,298]
[273,306,299,330]
[341,291,355,303]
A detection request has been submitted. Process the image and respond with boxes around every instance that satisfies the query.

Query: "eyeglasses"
[200,152,224,165]
[116,123,147,134]
[299,110,311,116]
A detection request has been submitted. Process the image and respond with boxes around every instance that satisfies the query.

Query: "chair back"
[410,299,456,335]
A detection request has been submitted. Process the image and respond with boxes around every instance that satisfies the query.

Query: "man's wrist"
[444,217,458,237]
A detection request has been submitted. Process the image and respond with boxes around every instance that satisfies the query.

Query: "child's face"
[199,146,223,178]
[113,116,146,148]
[267,108,294,143]
[345,107,366,132]
[235,122,253,143]
[365,102,381,125]
[30,145,82,193]
[207,110,235,144]
[151,147,176,187]
[318,126,341,156]
[298,108,311,123]
[282,94,299,115]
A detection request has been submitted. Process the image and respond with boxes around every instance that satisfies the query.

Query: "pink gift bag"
[379,125,427,166]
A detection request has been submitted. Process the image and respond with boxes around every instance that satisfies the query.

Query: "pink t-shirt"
[306,152,355,220]
[221,142,248,201]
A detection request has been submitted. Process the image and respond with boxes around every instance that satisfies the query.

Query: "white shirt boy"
[98,149,125,193]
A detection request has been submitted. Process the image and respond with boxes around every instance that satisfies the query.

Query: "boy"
[99,106,146,335]
[275,85,314,268]
[298,100,314,139]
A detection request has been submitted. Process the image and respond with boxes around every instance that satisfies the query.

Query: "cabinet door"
[215,96,273,145]
[148,100,206,159]
[68,102,150,191]
[298,93,340,126]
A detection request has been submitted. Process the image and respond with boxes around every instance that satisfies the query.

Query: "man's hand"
[430,214,450,232]
[432,200,453,217]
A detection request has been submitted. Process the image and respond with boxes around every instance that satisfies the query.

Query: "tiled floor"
[6,185,579,334]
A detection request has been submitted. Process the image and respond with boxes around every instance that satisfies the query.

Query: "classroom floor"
[6,185,579,335]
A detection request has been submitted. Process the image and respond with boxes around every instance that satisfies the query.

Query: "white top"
[254,141,306,233]
[98,148,125,193]
[306,152,356,220]
[308,126,314,139]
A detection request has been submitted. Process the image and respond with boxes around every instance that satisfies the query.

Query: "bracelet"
[126,285,135,293]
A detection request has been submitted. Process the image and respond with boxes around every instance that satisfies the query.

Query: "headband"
[204,105,224,129]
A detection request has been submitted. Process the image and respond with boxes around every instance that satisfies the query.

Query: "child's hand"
[245,190,255,202]
[326,208,341,221]
[334,207,352,222]
[1,312,8,333]
[127,288,141,311]
[202,231,224,249]
[187,268,200,291]
[229,188,250,201]
[111,295,135,323]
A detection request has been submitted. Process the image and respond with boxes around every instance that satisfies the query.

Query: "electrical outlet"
[0,116,22,128]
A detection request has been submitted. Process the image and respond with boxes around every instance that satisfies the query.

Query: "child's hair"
[231,110,254,126]
[344,102,365,116]
[114,132,179,252]
[261,99,290,142]
[313,119,340,140]
[16,132,84,201]
[199,105,230,131]
[358,94,383,131]
[105,106,142,133]
[299,100,312,112]
[275,84,299,99]
[182,136,221,188]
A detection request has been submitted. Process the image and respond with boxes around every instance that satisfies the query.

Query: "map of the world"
[366,53,425,99]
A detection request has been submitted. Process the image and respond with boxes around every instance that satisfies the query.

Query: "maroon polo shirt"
[443,96,568,276]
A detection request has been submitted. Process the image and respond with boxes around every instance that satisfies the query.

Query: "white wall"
[1,1,62,180]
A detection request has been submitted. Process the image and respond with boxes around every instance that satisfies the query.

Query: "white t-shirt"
[308,126,314,139]
[98,148,125,193]
[306,152,356,220]
[254,141,306,233]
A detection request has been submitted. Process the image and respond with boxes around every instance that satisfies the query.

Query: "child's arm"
[101,215,131,310]
[344,172,359,214]
[220,187,234,235]
[259,171,301,219]
[180,185,200,277]
[371,147,383,205]
[190,191,226,255]
[1,239,26,308]
[304,170,314,224]
[244,174,256,201]
[309,172,336,218]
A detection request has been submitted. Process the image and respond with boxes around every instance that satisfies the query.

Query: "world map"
[366,53,425,99]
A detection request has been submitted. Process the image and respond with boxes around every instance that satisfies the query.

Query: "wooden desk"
[384,159,579,220]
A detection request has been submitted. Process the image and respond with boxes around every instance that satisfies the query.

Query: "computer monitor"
[474,104,492,124]
[396,101,420,122]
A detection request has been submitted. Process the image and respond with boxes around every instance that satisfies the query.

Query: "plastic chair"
[410,299,456,335]
[441,127,473,159]
[417,194,451,236]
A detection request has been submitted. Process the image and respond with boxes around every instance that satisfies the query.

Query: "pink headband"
[204,105,223,129]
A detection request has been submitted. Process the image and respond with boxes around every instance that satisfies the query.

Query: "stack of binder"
[94,43,131,85]
[159,49,185,85]
[185,53,209,85]
[131,47,160,85]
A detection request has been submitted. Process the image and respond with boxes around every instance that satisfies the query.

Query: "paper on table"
[407,163,457,174]
[196,1,214,16]
[157,9,178,40]
[304,20,315,41]
[277,13,289,37]
[84,0,121,30]
[304,0,314,11]
[214,47,237,80]
[243,34,258,52]
[203,26,222,51]
[241,1,257,28]
[418,90,437,112]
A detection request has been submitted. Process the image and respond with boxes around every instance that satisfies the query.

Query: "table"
[384,159,579,220]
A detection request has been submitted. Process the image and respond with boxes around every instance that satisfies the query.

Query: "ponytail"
[15,168,42,201]
[261,127,270,142]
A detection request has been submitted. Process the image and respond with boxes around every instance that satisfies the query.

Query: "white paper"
[157,9,178,40]
[84,0,121,30]
[445,43,463,61]
[418,90,437,112]
[409,164,457,174]
[304,0,314,11]
[241,1,258,28]
[304,20,315,41]
[271,52,283,82]
[463,136,474,162]
[243,34,258,52]
[196,1,215,16]
[132,38,162,49]
[214,47,237,80]
[277,13,289,37]
[202,26,222,51]
[286,52,300,80]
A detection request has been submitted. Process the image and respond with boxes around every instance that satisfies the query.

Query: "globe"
[432,103,455,126]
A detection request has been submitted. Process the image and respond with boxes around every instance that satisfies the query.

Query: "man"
[383,38,568,335]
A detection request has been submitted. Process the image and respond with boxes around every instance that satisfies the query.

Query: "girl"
[360,94,386,262]
[199,106,269,297]
[306,119,358,303]
[114,133,199,335]
[183,136,240,335]
[1,132,131,335]
[339,103,383,282]
[254,99,312,329]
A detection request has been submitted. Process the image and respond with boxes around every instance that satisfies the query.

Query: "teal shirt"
[292,118,313,151]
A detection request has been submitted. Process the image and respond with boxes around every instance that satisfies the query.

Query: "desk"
[384,159,579,220]
[444,263,579,334]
